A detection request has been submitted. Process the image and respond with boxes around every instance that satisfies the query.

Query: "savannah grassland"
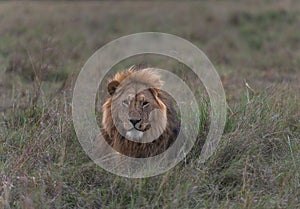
[0,1,300,208]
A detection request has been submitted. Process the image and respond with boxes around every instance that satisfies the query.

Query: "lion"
[101,67,180,158]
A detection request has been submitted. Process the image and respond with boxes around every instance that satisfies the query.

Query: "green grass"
[0,1,300,208]
[3,89,299,208]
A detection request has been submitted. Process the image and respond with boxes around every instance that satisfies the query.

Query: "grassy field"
[0,1,300,208]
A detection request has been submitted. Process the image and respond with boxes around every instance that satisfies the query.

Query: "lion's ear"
[107,80,120,95]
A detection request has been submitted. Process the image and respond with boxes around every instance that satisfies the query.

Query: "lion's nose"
[130,119,141,127]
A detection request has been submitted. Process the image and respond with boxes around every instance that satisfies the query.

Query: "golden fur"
[101,67,180,158]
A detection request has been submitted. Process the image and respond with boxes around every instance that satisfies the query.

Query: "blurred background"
[0,1,299,208]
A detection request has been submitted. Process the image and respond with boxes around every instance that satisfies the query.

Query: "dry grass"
[0,1,300,208]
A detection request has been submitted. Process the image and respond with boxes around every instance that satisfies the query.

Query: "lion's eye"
[141,101,149,108]
[122,100,129,107]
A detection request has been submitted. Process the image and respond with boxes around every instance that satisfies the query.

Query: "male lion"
[101,67,180,158]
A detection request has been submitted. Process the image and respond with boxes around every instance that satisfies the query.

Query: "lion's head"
[101,67,180,158]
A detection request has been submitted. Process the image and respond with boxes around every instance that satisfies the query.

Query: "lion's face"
[103,69,167,143]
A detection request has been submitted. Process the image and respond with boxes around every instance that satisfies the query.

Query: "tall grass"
[1,82,299,208]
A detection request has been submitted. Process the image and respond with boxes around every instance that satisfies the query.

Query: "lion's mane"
[101,68,180,158]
